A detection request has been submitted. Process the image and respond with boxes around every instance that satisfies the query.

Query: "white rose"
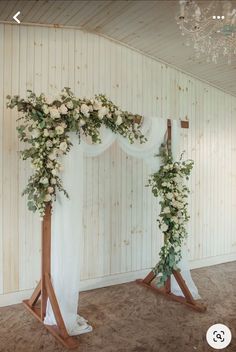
[79,119,86,126]
[50,178,57,185]
[42,104,49,114]
[116,115,123,125]
[174,175,183,184]
[49,107,60,119]
[47,186,54,194]
[93,100,103,110]
[32,129,41,139]
[52,169,58,176]
[166,192,173,200]
[43,129,49,137]
[46,160,53,169]
[163,207,170,214]
[59,104,68,115]
[66,101,73,109]
[98,107,108,119]
[34,142,40,148]
[161,223,169,232]
[48,151,57,160]
[44,194,52,202]
[175,246,181,252]
[59,142,67,152]
[40,177,48,185]
[60,122,67,129]
[80,104,90,117]
[45,96,54,105]
[55,126,64,135]
[162,182,167,187]
[172,216,179,224]
[46,140,53,148]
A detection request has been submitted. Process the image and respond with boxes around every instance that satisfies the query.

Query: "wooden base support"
[136,270,207,313]
[23,275,79,349]
[23,299,79,349]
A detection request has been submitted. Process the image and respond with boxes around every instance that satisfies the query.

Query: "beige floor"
[0,262,236,352]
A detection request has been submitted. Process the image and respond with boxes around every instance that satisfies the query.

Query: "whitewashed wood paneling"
[0,23,236,300]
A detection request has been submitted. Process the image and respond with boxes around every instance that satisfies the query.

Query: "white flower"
[162,182,168,187]
[172,216,179,224]
[40,177,48,185]
[34,142,40,148]
[166,192,173,200]
[46,140,53,148]
[81,104,90,117]
[163,207,170,214]
[116,115,123,125]
[52,169,58,176]
[174,175,183,184]
[161,223,168,232]
[48,151,57,160]
[43,129,49,137]
[47,186,54,194]
[79,119,86,126]
[44,194,52,202]
[98,107,108,119]
[59,104,68,115]
[45,96,54,105]
[46,160,53,169]
[66,101,73,109]
[175,246,181,252]
[55,126,64,135]
[49,107,60,119]
[31,129,41,139]
[89,105,93,112]
[50,178,57,185]
[42,104,49,114]
[59,141,67,152]
[93,100,102,110]
[60,122,67,129]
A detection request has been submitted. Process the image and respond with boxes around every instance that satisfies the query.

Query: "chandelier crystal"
[176,0,236,64]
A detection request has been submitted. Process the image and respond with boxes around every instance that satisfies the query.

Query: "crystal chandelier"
[176,0,236,64]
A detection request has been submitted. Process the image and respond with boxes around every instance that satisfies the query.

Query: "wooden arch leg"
[136,269,206,313]
[23,204,79,349]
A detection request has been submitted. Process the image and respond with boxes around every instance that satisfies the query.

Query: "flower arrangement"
[7,88,146,218]
[147,143,194,286]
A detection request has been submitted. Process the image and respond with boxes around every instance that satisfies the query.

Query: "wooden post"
[23,203,80,349]
[41,204,51,320]
[136,119,207,313]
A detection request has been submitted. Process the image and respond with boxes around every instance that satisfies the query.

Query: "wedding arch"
[7,88,206,349]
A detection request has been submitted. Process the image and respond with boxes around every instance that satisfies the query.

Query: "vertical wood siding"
[0,23,236,296]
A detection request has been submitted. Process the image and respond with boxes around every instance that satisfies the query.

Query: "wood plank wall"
[0,23,236,300]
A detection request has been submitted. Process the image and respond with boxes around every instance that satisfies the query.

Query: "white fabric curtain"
[44,134,92,335]
[44,117,199,336]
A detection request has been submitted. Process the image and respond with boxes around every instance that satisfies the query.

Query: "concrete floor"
[0,262,236,352]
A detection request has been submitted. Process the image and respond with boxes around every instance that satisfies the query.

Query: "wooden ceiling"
[1,0,236,96]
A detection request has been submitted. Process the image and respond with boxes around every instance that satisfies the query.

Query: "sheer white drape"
[44,134,92,335]
[44,117,199,336]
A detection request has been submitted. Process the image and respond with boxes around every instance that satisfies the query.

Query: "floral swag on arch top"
[7,88,199,336]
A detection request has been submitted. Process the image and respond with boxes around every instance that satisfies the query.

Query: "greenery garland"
[147,144,194,286]
[7,88,146,218]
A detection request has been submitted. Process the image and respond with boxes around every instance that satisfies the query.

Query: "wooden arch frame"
[23,118,205,350]
[136,119,207,313]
